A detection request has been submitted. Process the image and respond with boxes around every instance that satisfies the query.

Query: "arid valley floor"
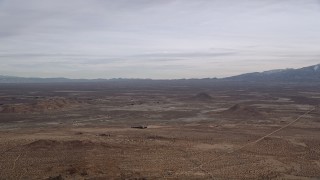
[0,81,320,179]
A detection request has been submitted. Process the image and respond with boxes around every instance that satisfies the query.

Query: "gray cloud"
[0,0,320,78]
[131,52,237,58]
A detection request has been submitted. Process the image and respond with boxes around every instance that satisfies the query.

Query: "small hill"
[190,92,213,101]
[221,104,263,117]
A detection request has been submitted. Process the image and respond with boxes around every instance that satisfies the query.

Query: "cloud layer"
[0,0,320,78]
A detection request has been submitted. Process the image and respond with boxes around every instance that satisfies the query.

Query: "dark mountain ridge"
[1,64,319,83]
[224,64,320,82]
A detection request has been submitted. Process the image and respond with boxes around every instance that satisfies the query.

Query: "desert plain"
[0,81,319,179]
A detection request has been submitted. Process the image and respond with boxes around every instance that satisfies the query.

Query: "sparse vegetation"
[0,81,319,179]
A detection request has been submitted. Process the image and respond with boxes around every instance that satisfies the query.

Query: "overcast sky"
[0,0,320,79]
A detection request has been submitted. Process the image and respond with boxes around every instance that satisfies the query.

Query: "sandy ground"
[0,82,319,179]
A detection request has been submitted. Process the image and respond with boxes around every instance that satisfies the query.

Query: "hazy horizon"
[1,0,320,79]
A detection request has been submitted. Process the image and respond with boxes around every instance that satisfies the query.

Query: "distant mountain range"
[1,64,319,83]
[0,75,81,83]
[225,64,320,82]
